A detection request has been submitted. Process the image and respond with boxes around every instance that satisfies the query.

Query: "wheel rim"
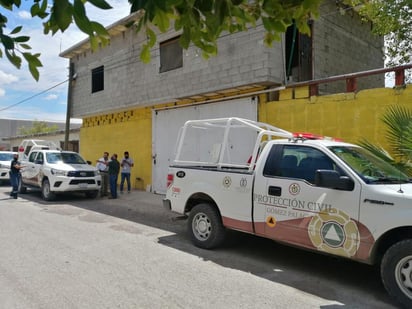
[192,212,211,241]
[43,181,50,198]
[395,255,412,299]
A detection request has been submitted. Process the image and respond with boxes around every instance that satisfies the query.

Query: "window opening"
[92,65,104,93]
[160,36,183,73]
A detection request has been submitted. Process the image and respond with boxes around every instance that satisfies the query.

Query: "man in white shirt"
[120,151,134,193]
[96,152,109,197]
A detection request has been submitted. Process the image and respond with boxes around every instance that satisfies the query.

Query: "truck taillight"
[167,173,174,188]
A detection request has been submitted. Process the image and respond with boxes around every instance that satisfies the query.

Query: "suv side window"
[264,145,342,184]
[28,151,38,163]
[36,152,44,163]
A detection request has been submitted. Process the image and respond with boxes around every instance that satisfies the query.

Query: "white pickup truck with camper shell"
[163,117,412,308]
[18,140,101,201]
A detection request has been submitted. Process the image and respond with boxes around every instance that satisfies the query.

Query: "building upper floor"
[60,0,384,119]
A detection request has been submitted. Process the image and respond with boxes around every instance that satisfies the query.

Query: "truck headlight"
[51,169,68,176]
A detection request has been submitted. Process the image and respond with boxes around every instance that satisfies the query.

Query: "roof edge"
[59,10,142,59]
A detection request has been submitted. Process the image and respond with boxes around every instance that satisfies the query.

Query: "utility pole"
[64,62,74,150]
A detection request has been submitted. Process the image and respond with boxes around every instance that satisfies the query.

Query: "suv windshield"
[46,152,87,164]
[329,146,410,184]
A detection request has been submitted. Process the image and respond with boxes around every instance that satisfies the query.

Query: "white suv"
[0,151,16,184]
[19,149,101,200]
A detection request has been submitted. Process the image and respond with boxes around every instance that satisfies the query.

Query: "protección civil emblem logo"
[222,176,232,188]
[289,183,300,195]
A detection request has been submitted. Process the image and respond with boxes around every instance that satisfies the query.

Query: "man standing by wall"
[120,151,134,194]
[10,153,22,199]
[108,153,120,199]
[96,152,109,197]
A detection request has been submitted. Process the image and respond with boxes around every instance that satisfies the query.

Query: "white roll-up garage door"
[152,97,257,193]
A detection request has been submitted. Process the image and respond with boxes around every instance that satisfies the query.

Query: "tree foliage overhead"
[130,0,322,62]
[18,120,60,135]
[1,0,411,80]
[0,0,325,80]
[352,0,412,67]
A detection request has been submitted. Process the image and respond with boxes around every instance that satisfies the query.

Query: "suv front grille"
[67,171,95,177]
[69,179,96,185]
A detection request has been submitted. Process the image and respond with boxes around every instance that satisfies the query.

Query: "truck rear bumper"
[163,198,171,211]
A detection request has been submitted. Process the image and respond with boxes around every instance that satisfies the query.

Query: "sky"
[0,0,131,124]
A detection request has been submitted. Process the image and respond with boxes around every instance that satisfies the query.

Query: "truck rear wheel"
[41,179,56,201]
[381,239,412,308]
[188,203,226,249]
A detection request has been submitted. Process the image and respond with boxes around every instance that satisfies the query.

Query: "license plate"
[78,183,88,188]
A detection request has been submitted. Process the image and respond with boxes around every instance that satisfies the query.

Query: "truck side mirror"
[35,159,44,165]
[315,170,354,191]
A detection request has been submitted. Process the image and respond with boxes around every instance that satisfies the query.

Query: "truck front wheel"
[41,179,56,201]
[381,239,412,308]
[188,203,226,249]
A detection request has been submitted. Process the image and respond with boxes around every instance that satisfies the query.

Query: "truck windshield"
[0,153,14,162]
[329,146,410,184]
[46,153,87,164]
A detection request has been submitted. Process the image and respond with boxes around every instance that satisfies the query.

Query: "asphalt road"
[0,185,399,308]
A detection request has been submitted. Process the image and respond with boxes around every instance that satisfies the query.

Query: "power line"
[0,79,68,112]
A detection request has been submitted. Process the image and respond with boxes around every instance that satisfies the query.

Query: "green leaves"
[353,0,412,67]
[0,20,42,80]
[132,0,322,62]
[23,52,42,81]
[359,105,412,175]
[1,0,113,80]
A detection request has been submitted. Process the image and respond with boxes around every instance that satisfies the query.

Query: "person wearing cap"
[120,151,134,194]
[9,153,23,199]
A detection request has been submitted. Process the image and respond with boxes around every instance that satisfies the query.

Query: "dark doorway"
[285,21,313,82]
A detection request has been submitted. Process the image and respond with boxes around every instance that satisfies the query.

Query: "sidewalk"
[100,188,164,205]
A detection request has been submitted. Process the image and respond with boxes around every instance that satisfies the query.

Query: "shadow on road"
[2,186,398,309]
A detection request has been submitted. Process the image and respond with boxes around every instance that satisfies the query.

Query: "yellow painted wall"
[79,85,412,190]
[260,85,412,153]
[80,107,152,190]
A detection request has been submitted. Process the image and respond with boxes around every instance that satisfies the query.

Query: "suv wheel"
[41,179,56,201]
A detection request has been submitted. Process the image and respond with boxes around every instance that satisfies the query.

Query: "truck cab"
[164,117,412,308]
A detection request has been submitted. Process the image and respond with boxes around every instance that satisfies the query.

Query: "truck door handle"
[268,186,282,196]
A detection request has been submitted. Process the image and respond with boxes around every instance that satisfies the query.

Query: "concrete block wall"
[67,0,385,118]
[70,23,284,118]
[313,1,384,93]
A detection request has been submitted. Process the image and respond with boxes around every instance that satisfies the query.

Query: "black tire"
[85,190,99,199]
[41,179,56,201]
[187,203,226,249]
[381,239,412,308]
[18,178,27,194]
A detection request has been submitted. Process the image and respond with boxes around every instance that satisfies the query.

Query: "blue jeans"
[109,174,118,198]
[10,173,19,198]
[120,172,131,192]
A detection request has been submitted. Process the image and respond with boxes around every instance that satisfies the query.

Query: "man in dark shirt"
[108,154,120,199]
[10,153,22,199]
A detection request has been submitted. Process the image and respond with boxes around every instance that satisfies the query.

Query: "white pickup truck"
[164,117,412,308]
[18,140,101,201]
